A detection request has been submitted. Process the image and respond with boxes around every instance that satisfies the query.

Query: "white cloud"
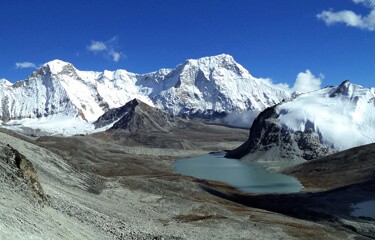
[292,70,323,94]
[317,0,375,31]
[15,62,37,69]
[88,41,107,51]
[265,78,291,93]
[109,50,121,62]
[353,0,375,7]
[220,110,261,129]
[87,37,123,62]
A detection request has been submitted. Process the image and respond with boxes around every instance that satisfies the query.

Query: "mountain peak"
[185,54,236,66]
[0,78,12,87]
[329,79,357,98]
[94,98,182,133]
[193,53,234,61]
[178,54,250,78]
[40,59,75,75]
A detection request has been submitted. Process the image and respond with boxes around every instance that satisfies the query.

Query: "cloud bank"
[317,0,375,31]
[220,110,261,129]
[292,70,323,94]
[221,70,324,128]
[15,62,37,69]
[87,37,123,62]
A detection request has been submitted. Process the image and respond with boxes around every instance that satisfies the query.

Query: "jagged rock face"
[0,54,289,123]
[225,105,333,162]
[226,80,375,163]
[95,99,185,133]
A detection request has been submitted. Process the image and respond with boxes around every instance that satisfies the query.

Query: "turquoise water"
[174,153,303,194]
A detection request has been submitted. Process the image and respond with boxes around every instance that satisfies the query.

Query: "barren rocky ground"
[0,122,373,239]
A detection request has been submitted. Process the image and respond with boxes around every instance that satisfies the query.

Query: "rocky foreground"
[0,122,374,239]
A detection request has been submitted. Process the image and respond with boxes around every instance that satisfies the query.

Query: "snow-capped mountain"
[278,80,375,151]
[0,54,289,135]
[226,80,375,167]
[143,54,288,117]
[0,60,155,123]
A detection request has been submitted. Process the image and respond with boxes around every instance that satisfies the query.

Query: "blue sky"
[0,0,374,88]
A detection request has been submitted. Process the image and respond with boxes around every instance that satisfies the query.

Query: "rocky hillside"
[284,142,375,190]
[0,143,46,203]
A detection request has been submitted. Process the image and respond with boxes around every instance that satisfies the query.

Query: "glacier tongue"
[0,54,289,135]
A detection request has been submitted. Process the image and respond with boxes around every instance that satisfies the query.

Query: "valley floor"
[0,123,373,240]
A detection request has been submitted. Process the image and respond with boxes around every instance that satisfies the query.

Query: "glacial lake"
[174,153,303,194]
[351,200,375,219]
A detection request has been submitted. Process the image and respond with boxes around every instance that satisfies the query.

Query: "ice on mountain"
[277,81,375,151]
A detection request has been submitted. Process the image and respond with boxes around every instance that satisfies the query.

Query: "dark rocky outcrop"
[0,143,47,203]
[93,101,133,129]
[94,99,186,133]
[225,105,333,162]
[329,80,350,98]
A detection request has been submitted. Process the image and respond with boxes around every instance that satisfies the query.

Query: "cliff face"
[225,104,333,164]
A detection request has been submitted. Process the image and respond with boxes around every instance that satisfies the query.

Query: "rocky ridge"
[94,98,186,133]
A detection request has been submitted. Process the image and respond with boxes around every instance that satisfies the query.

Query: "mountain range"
[0,54,287,127]
[1,54,374,239]
[1,54,374,161]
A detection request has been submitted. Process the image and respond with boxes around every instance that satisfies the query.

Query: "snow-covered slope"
[278,80,375,151]
[141,54,288,116]
[0,60,155,123]
[0,54,289,135]
[226,80,375,167]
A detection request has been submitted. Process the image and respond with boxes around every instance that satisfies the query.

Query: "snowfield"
[277,80,375,151]
[2,114,96,136]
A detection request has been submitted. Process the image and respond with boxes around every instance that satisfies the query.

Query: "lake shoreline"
[174,154,303,194]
